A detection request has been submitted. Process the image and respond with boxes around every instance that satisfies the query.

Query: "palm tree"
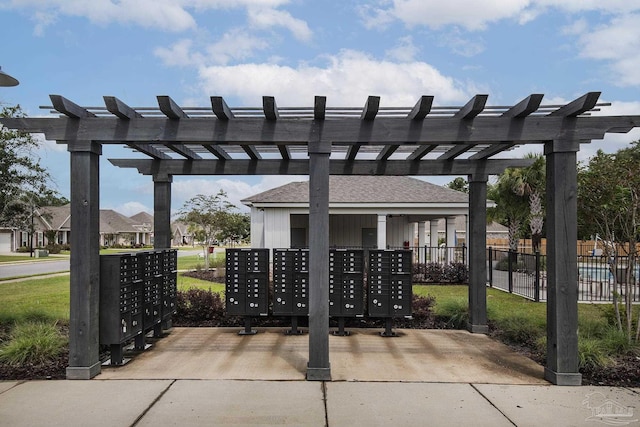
[511,153,546,252]
[487,168,529,253]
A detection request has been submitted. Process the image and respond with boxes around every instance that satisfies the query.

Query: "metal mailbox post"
[368,249,413,336]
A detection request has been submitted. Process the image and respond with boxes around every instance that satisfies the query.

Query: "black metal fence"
[487,247,640,303]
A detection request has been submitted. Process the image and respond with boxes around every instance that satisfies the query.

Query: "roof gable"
[243,176,468,205]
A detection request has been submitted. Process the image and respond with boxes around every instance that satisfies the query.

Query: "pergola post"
[544,138,581,386]
[306,138,331,381]
[66,141,102,379]
[467,174,488,334]
[153,174,173,249]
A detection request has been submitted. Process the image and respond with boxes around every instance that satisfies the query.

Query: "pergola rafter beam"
[361,96,380,120]
[163,143,202,160]
[438,144,474,160]
[211,96,234,120]
[376,145,398,161]
[549,92,601,117]
[407,96,434,120]
[5,115,638,144]
[242,145,262,160]
[104,96,142,119]
[50,95,96,118]
[407,145,436,161]
[157,95,189,119]
[109,158,535,176]
[203,144,231,160]
[502,94,544,118]
[453,95,488,119]
[263,96,279,120]
[314,96,326,120]
[468,143,516,160]
[127,143,170,160]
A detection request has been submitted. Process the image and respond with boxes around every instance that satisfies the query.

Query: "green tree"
[487,168,529,252]
[445,177,468,193]
[216,211,250,246]
[1,105,59,231]
[177,190,237,268]
[511,153,546,252]
[577,142,640,342]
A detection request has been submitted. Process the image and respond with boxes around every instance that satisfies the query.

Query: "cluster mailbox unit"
[99,249,177,365]
[273,248,309,334]
[225,248,270,334]
[329,249,365,335]
[368,249,413,336]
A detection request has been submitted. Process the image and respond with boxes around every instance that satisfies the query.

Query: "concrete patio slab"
[326,382,513,427]
[97,327,547,385]
[137,380,325,427]
[0,379,172,427]
[475,384,640,427]
[0,381,18,394]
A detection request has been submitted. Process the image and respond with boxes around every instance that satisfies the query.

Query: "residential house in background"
[242,176,479,251]
[0,205,155,252]
[171,221,195,247]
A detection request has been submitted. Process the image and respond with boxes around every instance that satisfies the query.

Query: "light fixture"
[0,67,19,87]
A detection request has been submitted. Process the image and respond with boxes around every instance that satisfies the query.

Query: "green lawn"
[0,255,61,263]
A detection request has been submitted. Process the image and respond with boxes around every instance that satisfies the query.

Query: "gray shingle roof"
[242,176,468,205]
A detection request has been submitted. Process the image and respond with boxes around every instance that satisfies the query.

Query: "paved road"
[0,259,70,279]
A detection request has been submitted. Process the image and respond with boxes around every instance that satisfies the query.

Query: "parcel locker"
[273,249,309,316]
[99,253,143,365]
[367,250,413,318]
[225,248,270,317]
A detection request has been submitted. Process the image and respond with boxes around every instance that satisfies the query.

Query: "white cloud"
[572,14,640,87]
[110,201,151,216]
[5,0,308,37]
[7,0,197,32]
[154,39,205,67]
[385,36,419,62]
[171,175,306,213]
[362,0,531,31]
[206,29,270,65]
[197,50,474,106]
[362,0,640,31]
[247,6,312,41]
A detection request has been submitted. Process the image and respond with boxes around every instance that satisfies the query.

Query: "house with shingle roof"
[242,176,498,252]
[11,205,154,249]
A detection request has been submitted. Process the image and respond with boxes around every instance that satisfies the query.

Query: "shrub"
[0,322,67,366]
[411,294,436,324]
[578,338,611,370]
[494,314,545,347]
[175,288,225,324]
[442,262,468,283]
[435,299,468,329]
[45,243,63,254]
[600,327,640,356]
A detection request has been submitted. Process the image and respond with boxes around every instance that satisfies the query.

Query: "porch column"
[153,174,173,249]
[544,138,581,386]
[445,216,456,262]
[66,141,102,379]
[467,174,488,334]
[430,220,439,262]
[377,214,387,249]
[418,221,426,263]
[307,137,331,381]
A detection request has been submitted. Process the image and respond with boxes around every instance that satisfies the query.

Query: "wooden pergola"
[3,91,639,385]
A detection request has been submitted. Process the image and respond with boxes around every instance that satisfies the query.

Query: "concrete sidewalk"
[0,328,638,426]
[0,380,638,426]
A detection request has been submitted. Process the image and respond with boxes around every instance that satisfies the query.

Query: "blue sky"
[1,0,639,215]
